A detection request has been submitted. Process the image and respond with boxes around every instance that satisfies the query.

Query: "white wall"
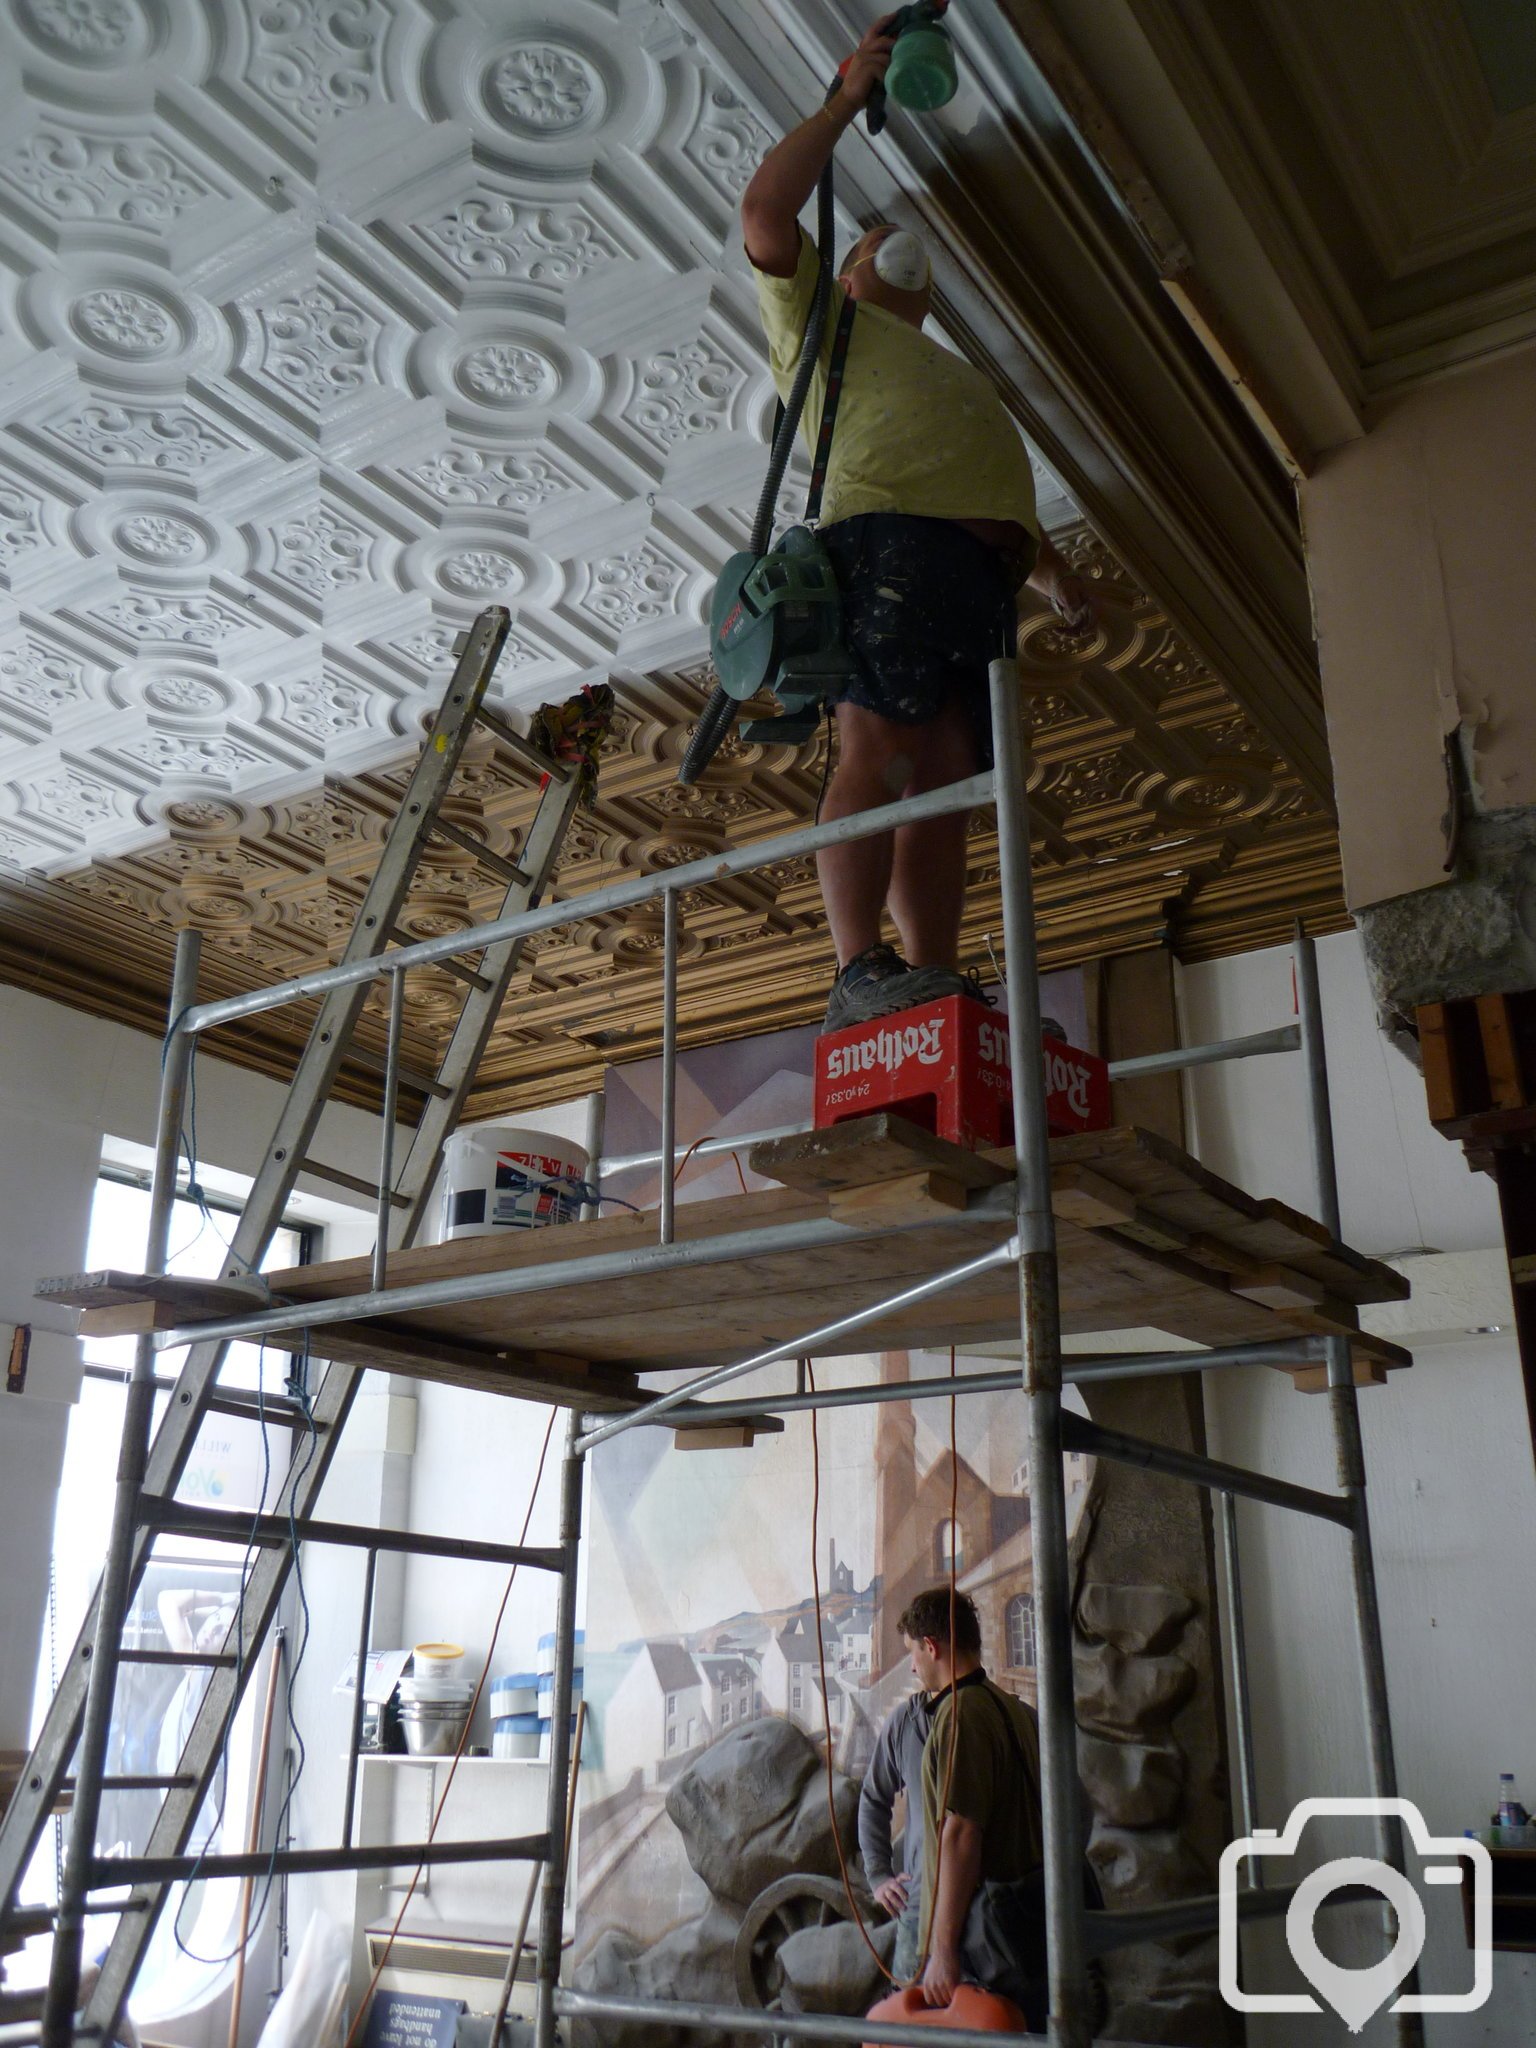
[0,980,404,2046]
[1182,932,1536,2044]
[0,982,386,1750]
[1180,928,1502,1257]
[1299,345,1536,908]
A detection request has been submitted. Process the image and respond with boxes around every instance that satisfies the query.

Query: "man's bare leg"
[817,701,914,967]
[887,698,977,968]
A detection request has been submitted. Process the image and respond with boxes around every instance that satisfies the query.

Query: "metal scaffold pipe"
[657,1335,1325,1428]
[1218,1493,1262,1883]
[659,885,679,1246]
[534,1416,585,2048]
[596,1024,1305,1181]
[988,656,1089,2048]
[575,1236,1020,1456]
[148,1188,1017,1354]
[173,772,996,1042]
[1296,922,1422,2047]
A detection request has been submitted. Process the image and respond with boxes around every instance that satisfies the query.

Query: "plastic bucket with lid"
[492,1713,543,1759]
[439,1126,588,1241]
[412,1641,463,1676]
[491,1673,539,1716]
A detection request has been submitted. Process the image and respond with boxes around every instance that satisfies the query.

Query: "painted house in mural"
[760,1612,841,1719]
[603,1641,710,1785]
[699,1653,760,1735]
[873,1353,1062,1700]
[838,1598,874,1674]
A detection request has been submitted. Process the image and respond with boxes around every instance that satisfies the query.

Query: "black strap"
[804,291,857,526]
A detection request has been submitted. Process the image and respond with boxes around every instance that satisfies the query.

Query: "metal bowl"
[398,1702,472,1757]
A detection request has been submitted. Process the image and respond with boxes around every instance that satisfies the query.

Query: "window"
[935,1518,965,1575]
[667,1726,677,1753]
[720,1701,732,1726]
[791,1686,802,1711]
[20,1171,310,2026]
[1006,1593,1037,1670]
[666,1692,677,1718]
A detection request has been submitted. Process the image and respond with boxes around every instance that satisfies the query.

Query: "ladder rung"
[61,1774,197,1793]
[297,1156,411,1206]
[427,816,531,888]
[389,930,491,992]
[346,1042,452,1099]
[120,1647,238,1669]
[471,701,565,779]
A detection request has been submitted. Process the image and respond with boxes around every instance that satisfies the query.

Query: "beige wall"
[1301,342,1536,910]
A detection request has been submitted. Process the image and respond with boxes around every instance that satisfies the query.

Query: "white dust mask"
[871,230,930,293]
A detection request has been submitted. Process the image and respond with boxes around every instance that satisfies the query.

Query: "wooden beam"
[828,1170,970,1227]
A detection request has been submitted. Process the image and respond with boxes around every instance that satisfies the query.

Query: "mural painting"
[576,998,1092,1985]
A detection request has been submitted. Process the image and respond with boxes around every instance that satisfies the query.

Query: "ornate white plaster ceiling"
[0,0,1071,880]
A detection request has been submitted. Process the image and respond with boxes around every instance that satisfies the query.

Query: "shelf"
[354,1752,546,1768]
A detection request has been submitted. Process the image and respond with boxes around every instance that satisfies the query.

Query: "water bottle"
[1497,1772,1529,1826]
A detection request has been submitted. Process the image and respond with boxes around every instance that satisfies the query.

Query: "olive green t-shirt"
[919,1674,1044,1941]
[750,229,1040,550]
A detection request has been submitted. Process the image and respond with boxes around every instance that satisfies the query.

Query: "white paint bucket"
[439,1125,588,1241]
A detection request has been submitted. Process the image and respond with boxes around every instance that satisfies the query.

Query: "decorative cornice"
[666,0,1333,803]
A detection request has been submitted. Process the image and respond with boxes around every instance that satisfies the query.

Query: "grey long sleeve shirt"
[857,1689,936,1889]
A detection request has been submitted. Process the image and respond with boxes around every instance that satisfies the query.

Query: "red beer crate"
[814,994,1110,1151]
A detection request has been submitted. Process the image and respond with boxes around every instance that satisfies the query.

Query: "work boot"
[882,962,998,1010]
[821,943,908,1031]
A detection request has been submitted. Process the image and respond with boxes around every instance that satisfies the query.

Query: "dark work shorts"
[818,513,1025,768]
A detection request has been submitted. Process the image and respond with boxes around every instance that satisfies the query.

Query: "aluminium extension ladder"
[0,607,588,2043]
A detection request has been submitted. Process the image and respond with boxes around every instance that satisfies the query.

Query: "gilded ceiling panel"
[0,524,1345,1117]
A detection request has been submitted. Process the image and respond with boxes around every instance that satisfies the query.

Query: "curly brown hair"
[896,1586,981,1656]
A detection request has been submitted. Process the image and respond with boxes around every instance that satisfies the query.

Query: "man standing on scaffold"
[742,11,1098,1034]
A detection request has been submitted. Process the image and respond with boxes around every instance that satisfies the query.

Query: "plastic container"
[536,1630,584,1676]
[398,1675,474,1706]
[864,1986,1026,2039]
[492,1713,543,1760]
[411,1642,464,1677]
[439,1126,588,1241]
[491,1673,540,1716]
[537,1670,584,1708]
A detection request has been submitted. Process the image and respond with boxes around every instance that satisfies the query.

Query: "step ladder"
[0,607,593,2044]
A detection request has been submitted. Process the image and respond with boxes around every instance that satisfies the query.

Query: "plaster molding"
[1100,0,1536,414]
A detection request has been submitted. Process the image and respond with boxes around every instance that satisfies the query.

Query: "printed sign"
[492,1148,581,1226]
[360,1990,465,2048]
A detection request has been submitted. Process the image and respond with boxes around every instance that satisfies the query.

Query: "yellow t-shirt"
[751,229,1039,542]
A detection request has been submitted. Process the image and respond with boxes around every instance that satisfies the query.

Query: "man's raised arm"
[741,18,896,276]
